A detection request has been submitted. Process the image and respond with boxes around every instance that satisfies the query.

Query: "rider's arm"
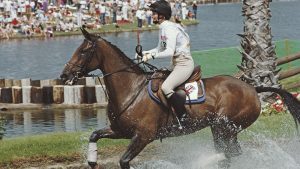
[143,25,178,59]
[152,27,177,59]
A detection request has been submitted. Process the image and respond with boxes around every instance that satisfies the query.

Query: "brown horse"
[60,28,300,169]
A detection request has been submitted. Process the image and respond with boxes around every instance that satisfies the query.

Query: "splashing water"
[133,132,300,169]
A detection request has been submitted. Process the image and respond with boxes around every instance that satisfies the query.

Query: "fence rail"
[277,52,300,89]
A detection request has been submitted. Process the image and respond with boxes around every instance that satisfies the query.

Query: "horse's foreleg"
[120,134,152,169]
[211,122,242,169]
[88,127,123,169]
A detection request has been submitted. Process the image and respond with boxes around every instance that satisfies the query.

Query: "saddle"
[149,65,204,108]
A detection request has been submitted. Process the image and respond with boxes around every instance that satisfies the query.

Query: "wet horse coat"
[60,28,300,169]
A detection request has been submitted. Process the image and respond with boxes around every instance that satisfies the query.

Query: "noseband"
[64,39,97,84]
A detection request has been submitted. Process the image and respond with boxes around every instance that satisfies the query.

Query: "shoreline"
[0,19,199,41]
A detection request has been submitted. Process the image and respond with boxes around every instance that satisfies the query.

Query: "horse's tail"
[255,86,300,133]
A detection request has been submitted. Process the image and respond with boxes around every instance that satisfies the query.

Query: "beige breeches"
[161,56,194,98]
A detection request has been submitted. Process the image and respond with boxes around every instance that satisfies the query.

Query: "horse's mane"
[97,36,146,74]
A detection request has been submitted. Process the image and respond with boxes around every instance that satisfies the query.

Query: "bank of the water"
[0,131,129,168]
[2,19,199,41]
[0,113,296,168]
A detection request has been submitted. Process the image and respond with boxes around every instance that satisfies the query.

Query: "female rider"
[137,0,195,121]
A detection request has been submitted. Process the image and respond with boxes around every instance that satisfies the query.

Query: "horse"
[60,28,300,169]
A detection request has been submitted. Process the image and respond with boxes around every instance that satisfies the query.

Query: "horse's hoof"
[88,162,104,169]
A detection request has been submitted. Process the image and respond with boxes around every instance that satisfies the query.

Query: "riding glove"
[135,53,142,60]
[142,53,153,62]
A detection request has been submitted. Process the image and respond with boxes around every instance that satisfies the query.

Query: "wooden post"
[74,85,85,104]
[31,87,43,103]
[22,86,32,103]
[53,85,64,104]
[95,85,107,104]
[12,80,21,87]
[40,79,51,87]
[50,79,64,86]
[12,86,22,103]
[84,86,96,104]
[95,77,104,85]
[77,78,86,85]
[21,78,31,86]
[0,87,12,103]
[85,77,96,86]
[64,86,74,104]
[42,86,53,104]
[4,79,13,87]
[31,80,41,87]
[0,79,4,88]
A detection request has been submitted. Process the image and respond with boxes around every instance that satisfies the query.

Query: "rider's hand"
[142,53,152,62]
[135,53,142,60]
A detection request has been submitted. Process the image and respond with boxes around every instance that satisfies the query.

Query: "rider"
[137,0,195,121]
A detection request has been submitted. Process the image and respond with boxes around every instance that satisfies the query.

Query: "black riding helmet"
[149,0,172,20]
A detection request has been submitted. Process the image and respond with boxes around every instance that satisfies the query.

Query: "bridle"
[64,39,98,85]
[63,37,158,85]
[63,37,159,117]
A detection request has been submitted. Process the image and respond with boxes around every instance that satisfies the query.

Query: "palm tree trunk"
[238,0,280,100]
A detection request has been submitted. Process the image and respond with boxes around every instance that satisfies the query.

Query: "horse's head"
[60,28,102,85]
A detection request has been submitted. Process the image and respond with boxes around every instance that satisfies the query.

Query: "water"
[0,1,300,80]
[0,108,109,138]
[132,135,300,169]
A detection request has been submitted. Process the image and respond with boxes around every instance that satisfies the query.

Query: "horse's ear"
[80,27,92,41]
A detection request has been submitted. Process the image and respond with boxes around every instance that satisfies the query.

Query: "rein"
[78,38,158,116]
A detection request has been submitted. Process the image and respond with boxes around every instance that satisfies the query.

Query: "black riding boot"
[168,92,187,121]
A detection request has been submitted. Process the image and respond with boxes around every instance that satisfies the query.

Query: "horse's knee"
[89,131,100,142]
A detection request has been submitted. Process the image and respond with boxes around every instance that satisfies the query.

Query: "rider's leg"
[161,64,193,121]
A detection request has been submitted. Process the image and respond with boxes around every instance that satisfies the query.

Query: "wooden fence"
[0,77,107,109]
[277,52,300,89]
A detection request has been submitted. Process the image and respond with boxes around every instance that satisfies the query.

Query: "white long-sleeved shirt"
[146,20,192,62]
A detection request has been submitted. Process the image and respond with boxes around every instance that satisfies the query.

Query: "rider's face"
[152,12,164,24]
[152,12,159,24]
